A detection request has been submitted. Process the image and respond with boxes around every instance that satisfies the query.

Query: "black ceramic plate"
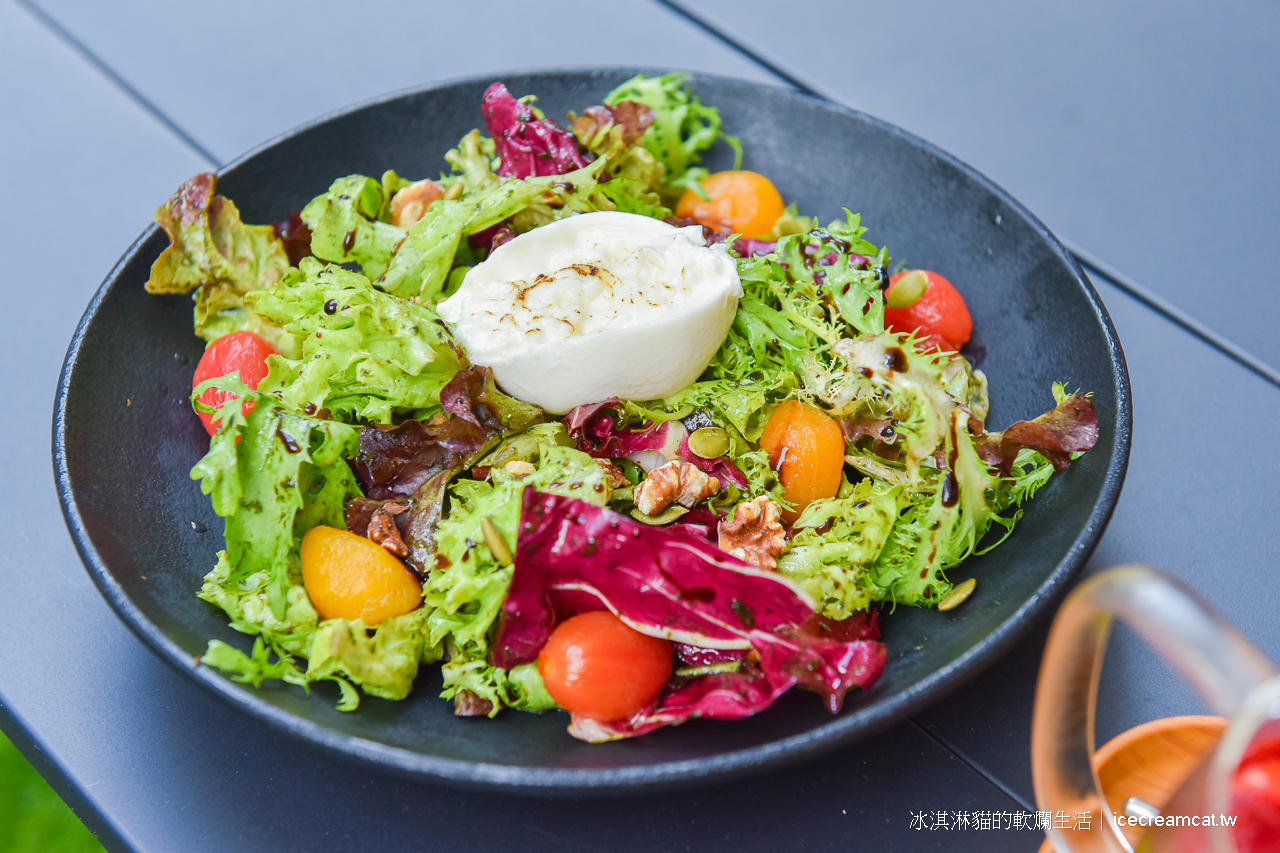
[54,69,1130,794]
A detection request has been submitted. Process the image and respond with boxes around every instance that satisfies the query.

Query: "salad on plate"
[144,74,1098,742]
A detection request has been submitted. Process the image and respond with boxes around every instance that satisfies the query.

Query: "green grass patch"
[0,730,106,853]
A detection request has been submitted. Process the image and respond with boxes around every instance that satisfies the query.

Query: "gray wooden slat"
[668,0,1280,375]
[26,0,783,166]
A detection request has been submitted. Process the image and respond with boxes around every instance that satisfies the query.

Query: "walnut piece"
[390,179,444,228]
[718,497,787,571]
[594,457,629,489]
[368,504,409,557]
[634,460,720,515]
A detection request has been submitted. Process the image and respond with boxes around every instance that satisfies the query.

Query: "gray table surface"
[3,1,1278,850]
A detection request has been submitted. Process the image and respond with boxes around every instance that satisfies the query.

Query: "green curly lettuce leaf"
[193,380,449,708]
[604,73,742,199]
[198,551,318,655]
[778,479,900,618]
[307,608,442,702]
[438,659,556,717]
[425,431,607,713]
[248,258,465,424]
[866,422,1007,606]
[623,214,888,457]
[444,129,500,192]
[145,172,290,343]
[302,150,612,301]
[300,175,405,278]
[191,377,360,616]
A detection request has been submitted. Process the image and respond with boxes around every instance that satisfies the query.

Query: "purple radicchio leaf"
[563,400,747,487]
[571,626,886,742]
[974,394,1099,476]
[493,491,887,741]
[665,505,723,542]
[467,223,515,254]
[733,237,777,257]
[481,82,592,179]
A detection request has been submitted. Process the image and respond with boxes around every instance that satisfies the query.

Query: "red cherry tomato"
[191,330,278,435]
[537,611,673,721]
[883,269,973,352]
[1232,735,1280,853]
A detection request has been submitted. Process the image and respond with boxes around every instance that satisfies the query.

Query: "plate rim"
[52,65,1133,795]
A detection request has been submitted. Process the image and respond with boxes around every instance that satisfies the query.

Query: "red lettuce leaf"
[351,366,528,499]
[482,82,592,179]
[975,394,1099,475]
[348,365,540,571]
[838,413,902,460]
[352,420,459,500]
[563,400,748,487]
[343,469,451,575]
[569,101,656,148]
[271,212,312,266]
[494,491,886,740]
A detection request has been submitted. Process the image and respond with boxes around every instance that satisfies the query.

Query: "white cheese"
[437,211,742,413]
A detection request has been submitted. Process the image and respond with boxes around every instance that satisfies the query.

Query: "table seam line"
[909,717,1036,813]
[1067,241,1280,389]
[651,0,821,96]
[13,0,223,169]
[0,699,138,853]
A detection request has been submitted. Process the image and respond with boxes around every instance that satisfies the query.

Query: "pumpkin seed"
[479,433,541,468]
[444,180,465,201]
[630,505,689,525]
[886,269,928,309]
[480,515,512,566]
[937,577,976,611]
[676,661,743,678]
[688,427,729,459]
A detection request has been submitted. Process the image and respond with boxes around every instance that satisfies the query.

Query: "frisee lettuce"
[249,258,465,424]
[604,72,742,199]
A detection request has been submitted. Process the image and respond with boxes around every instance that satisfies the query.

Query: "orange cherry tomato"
[759,399,846,524]
[300,525,423,625]
[191,330,278,435]
[883,270,973,352]
[537,611,673,721]
[675,170,785,240]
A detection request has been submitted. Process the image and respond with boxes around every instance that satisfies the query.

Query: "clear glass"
[1031,565,1279,853]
